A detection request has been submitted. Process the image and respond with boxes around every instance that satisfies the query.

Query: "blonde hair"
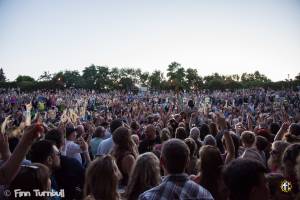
[84,155,120,200]
[126,152,161,200]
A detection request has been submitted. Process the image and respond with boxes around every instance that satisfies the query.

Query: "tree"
[166,62,186,91]
[149,70,164,90]
[140,72,149,87]
[294,73,300,81]
[63,70,82,88]
[108,67,121,90]
[38,71,52,81]
[95,66,110,90]
[186,68,202,91]
[0,68,6,82]
[15,75,35,82]
[82,65,98,89]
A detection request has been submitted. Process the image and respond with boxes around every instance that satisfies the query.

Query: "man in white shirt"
[97,119,123,155]
[65,127,89,165]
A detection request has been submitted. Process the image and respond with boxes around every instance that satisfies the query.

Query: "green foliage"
[16,75,35,82]
[0,64,297,91]
[0,68,7,82]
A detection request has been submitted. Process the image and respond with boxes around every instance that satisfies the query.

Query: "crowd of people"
[0,87,300,200]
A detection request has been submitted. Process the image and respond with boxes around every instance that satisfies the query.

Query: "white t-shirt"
[65,140,83,165]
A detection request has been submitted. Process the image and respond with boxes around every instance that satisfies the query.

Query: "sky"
[0,0,300,82]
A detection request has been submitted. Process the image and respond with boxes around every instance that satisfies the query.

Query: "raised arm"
[0,125,43,184]
[274,121,289,141]
[217,113,235,164]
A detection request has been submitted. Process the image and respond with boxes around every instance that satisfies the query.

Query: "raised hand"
[21,124,44,145]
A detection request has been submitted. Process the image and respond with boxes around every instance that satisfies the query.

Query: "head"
[76,125,85,137]
[222,132,240,158]
[198,145,223,199]
[9,163,51,200]
[223,159,269,200]
[110,119,123,134]
[203,135,217,146]
[200,124,210,141]
[178,122,185,128]
[199,145,223,177]
[94,126,105,138]
[255,135,269,152]
[268,141,290,172]
[160,128,171,143]
[84,155,121,200]
[282,143,300,180]
[44,129,64,149]
[241,131,256,148]
[29,140,61,171]
[175,127,187,140]
[130,121,140,131]
[190,127,200,141]
[112,127,132,148]
[184,138,197,158]
[112,127,137,158]
[288,123,300,136]
[66,127,77,141]
[126,152,161,200]
[160,139,189,175]
[145,124,157,141]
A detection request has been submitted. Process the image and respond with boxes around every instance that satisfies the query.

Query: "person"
[268,141,289,173]
[90,126,105,157]
[45,129,85,200]
[153,128,170,152]
[281,143,300,195]
[255,135,269,167]
[203,135,217,146]
[0,125,43,184]
[223,158,269,200]
[184,138,198,175]
[84,155,121,200]
[239,131,264,164]
[138,125,160,154]
[138,139,213,200]
[64,127,90,165]
[8,163,51,200]
[175,127,187,140]
[111,127,138,188]
[29,140,61,197]
[96,119,123,155]
[189,127,202,154]
[193,145,226,200]
[125,152,161,200]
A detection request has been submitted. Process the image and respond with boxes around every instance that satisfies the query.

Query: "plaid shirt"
[138,174,214,200]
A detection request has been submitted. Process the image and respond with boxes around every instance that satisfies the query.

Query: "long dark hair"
[199,145,224,200]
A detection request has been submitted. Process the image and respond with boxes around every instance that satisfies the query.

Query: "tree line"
[0,62,299,91]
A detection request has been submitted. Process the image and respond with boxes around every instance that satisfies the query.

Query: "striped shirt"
[138,174,214,200]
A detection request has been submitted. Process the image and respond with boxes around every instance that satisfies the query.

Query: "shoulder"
[185,180,214,199]
[138,185,162,200]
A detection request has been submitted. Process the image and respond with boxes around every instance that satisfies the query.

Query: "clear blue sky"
[0,0,299,81]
